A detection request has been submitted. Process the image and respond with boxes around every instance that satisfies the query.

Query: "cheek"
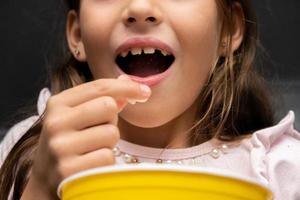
[79,7,119,77]
[167,3,220,120]
[174,6,220,85]
[80,3,118,46]
[170,1,220,63]
[175,26,219,88]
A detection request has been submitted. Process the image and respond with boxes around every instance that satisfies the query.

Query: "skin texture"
[22,0,244,199]
[69,0,222,148]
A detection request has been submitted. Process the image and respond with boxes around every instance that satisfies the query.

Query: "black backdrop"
[0,0,299,136]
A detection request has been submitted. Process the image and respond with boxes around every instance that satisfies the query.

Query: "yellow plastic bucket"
[58,164,272,200]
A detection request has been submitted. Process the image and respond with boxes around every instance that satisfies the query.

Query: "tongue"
[127,54,165,77]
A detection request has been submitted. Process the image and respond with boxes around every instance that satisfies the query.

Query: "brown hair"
[0,0,274,199]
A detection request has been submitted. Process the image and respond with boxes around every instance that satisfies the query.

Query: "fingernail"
[140,84,151,96]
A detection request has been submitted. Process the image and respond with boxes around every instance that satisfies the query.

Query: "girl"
[0,0,299,199]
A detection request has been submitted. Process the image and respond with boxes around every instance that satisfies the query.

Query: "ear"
[219,3,245,56]
[66,10,87,62]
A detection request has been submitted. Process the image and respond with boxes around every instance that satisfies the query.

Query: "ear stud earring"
[74,48,80,57]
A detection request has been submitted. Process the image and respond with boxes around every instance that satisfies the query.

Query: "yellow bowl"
[58,164,272,200]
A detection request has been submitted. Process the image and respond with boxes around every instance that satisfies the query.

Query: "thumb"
[117,75,151,105]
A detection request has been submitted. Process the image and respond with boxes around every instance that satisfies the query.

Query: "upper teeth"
[120,47,170,57]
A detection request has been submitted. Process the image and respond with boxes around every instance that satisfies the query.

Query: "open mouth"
[115,47,175,77]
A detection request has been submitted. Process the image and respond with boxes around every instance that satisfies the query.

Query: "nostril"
[126,16,157,24]
[127,17,136,23]
[146,16,156,22]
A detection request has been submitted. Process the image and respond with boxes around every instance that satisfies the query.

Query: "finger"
[74,148,115,171]
[66,124,120,155]
[117,75,147,105]
[68,96,119,130]
[117,74,131,81]
[59,148,115,179]
[116,98,128,112]
[115,75,130,111]
[53,78,151,107]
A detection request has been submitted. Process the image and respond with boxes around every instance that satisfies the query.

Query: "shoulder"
[244,111,300,199]
[250,111,299,148]
[0,88,51,167]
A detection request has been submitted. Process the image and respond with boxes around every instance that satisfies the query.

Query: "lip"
[116,64,173,87]
[115,37,175,87]
[115,37,175,57]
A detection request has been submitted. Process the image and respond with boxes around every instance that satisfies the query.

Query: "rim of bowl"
[57,163,270,198]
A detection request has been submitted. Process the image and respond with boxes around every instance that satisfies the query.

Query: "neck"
[118,100,208,149]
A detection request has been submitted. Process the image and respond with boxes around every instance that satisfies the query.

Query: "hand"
[22,76,151,199]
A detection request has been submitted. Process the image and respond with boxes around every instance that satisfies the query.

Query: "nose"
[122,0,162,28]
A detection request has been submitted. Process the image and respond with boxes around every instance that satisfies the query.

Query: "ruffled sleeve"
[249,111,300,200]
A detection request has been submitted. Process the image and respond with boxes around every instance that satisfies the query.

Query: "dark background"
[0,1,299,139]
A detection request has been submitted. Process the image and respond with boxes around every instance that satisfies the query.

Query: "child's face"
[68,0,222,128]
